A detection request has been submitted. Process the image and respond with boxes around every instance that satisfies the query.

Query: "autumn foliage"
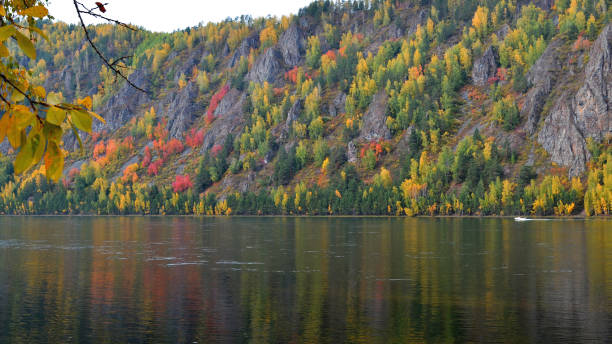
[142,146,152,167]
[360,140,388,160]
[162,138,184,159]
[147,159,163,176]
[172,175,193,193]
[206,84,230,124]
[185,128,204,148]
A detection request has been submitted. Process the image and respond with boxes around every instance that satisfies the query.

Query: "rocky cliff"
[538,24,611,176]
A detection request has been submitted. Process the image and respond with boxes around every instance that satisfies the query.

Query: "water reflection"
[0,217,610,343]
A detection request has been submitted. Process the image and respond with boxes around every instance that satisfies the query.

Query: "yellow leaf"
[47,92,63,105]
[15,110,34,130]
[14,136,35,174]
[33,86,46,98]
[44,141,64,181]
[0,5,6,17]
[78,96,92,110]
[0,26,16,42]
[14,31,36,59]
[29,26,49,42]
[11,91,24,103]
[46,106,66,126]
[32,134,45,167]
[20,5,49,18]
[0,112,9,143]
[89,111,106,124]
[0,43,8,57]
[7,117,23,149]
[43,122,63,143]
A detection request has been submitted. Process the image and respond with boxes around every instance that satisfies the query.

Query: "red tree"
[172,175,193,193]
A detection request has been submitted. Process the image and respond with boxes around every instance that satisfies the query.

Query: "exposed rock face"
[278,24,305,66]
[397,126,415,152]
[213,86,236,117]
[347,141,357,163]
[221,171,255,193]
[538,24,611,176]
[62,160,86,178]
[531,0,554,10]
[359,91,391,141]
[472,46,498,86]
[94,68,151,132]
[386,23,403,40]
[201,88,247,151]
[285,98,303,127]
[166,82,200,139]
[328,92,346,117]
[247,48,283,84]
[495,24,511,40]
[229,33,259,68]
[523,39,564,134]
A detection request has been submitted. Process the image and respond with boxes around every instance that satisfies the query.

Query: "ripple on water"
[216,260,264,265]
[165,261,208,267]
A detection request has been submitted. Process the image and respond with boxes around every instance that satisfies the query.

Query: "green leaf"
[70,109,92,133]
[46,106,66,126]
[70,124,84,153]
[14,137,35,174]
[14,31,36,59]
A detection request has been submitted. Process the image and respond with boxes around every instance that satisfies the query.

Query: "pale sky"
[48,0,314,32]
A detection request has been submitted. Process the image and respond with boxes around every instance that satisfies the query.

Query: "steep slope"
[0,0,610,216]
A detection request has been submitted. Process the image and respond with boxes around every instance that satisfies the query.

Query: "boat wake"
[514,217,552,222]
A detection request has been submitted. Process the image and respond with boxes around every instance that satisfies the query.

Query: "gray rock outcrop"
[286,98,303,127]
[523,39,564,134]
[538,24,611,176]
[347,141,357,163]
[201,88,247,151]
[328,92,346,117]
[247,48,283,84]
[278,24,305,66]
[495,24,511,40]
[359,91,391,141]
[166,82,200,139]
[94,68,151,132]
[229,33,259,68]
[472,46,498,86]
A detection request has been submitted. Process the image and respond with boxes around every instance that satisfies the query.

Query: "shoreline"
[0,214,608,219]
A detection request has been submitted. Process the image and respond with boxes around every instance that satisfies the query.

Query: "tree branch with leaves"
[0,1,142,181]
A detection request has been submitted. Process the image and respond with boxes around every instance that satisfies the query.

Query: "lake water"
[0,217,610,343]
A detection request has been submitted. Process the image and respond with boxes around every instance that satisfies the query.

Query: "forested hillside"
[0,0,610,215]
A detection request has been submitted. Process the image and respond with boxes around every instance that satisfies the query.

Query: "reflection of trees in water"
[0,217,610,343]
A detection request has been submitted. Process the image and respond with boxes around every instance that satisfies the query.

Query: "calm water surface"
[0,217,610,343]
